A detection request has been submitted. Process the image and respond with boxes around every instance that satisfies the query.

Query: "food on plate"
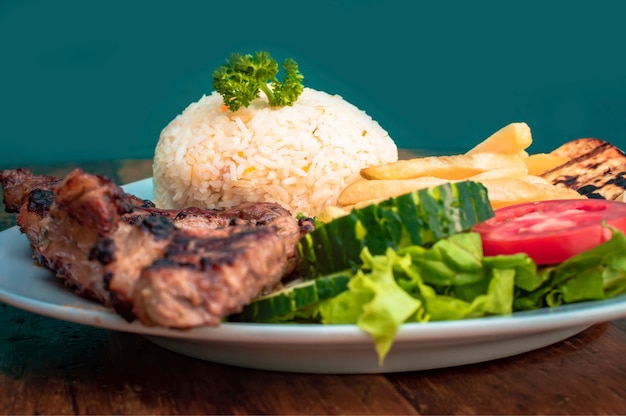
[473,199,626,264]
[4,134,626,363]
[152,51,397,217]
[0,168,314,328]
[4,167,626,364]
[541,138,626,200]
[336,176,448,207]
[475,177,584,210]
[3,49,626,364]
[360,152,526,180]
[297,181,494,278]
[237,185,626,361]
[230,270,354,323]
[328,122,589,217]
[523,153,570,176]
[233,181,495,358]
[337,174,583,212]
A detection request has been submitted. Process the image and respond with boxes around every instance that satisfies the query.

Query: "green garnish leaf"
[212,51,304,111]
[319,248,421,363]
[514,226,626,309]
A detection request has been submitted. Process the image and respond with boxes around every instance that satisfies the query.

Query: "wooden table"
[1,159,625,415]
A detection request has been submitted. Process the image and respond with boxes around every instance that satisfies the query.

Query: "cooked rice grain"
[153,88,398,216]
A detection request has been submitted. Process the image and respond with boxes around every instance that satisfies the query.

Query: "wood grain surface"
[1,159,625,415]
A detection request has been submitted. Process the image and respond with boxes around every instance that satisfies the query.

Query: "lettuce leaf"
[514,227,626,309]
[318,232,523,362]
[396,232,518,320]
[317,228,626,364]
[319,248,421,362]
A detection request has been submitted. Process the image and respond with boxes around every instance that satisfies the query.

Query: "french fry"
[524,153,569,175]
[360,152,525,181]
[466,122,533,155]
[337,177,449,206]
[316,205,350,222]
[480,177,584,209]
[339,176,582,211]
[468,164,528,181]
[335,121,589,213]
[341,199,387,211]
[523,175,554,185]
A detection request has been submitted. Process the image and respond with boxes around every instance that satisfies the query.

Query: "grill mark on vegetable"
[573,171,626,199]
[576,185,605,199]
[607,172,626,188]
[542,139,626,200]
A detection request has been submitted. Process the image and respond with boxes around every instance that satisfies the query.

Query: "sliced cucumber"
[230,270,353,322]
[296,181,493,277]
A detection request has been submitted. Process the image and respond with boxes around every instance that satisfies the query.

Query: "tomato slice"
[472,199,626,265]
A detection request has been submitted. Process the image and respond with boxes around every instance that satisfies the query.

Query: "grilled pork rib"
[133,226,289,327]
[0,168,313,328]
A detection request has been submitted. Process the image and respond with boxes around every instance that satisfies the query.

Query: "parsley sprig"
[212,51,304,111]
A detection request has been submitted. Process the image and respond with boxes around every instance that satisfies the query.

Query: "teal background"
[2,0,626,167]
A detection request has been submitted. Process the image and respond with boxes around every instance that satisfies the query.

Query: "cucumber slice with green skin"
[230,270,353,322]
[296,181,494,278]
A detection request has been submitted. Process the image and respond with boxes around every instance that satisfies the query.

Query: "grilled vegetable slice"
[297,181,494,277]
[542,138,626,200]
[230,270,353,322]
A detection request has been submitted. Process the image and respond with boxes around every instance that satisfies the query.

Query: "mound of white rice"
[152,87,398,216]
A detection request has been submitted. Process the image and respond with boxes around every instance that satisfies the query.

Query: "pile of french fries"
[319,122,584,222]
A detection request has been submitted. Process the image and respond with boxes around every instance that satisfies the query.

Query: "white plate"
[1,178,625,374]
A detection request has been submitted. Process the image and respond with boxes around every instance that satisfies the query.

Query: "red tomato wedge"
[472,199,626,265]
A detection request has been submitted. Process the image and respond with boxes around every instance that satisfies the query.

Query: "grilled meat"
[1,168,58,213]
[0,168,313,328]
[133,226,288,327]
[1,169,58,249]
[41,171,131,302]
[542,138,626,200]
[102,202,308,325]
